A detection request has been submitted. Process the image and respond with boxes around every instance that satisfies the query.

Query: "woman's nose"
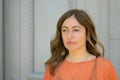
[66,31,73,39]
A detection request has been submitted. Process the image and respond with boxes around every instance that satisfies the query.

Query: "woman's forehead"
[62,16,79,25]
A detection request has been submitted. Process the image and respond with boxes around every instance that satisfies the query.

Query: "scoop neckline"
[65,57,98,64]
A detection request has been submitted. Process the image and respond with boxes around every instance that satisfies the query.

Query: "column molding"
[0,0,3,80]
[68,0,77,9]
[5,0,34,80]
[20,0,34,80]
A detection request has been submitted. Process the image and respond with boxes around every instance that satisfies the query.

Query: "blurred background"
[0,0,120,80]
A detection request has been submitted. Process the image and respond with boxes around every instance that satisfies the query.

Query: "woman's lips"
[67,42,75,45]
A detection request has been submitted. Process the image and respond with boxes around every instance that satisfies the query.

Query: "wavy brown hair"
[45,9,104,75]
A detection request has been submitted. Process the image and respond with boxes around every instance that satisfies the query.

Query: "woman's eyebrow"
[72,26,81,28]
[62,26,81,29]
[62,26,68,28]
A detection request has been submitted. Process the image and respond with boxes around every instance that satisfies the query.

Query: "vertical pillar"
[68,0,77,9]
[5,0,34,80]
[5,0,20,79]
[0,0,3,79]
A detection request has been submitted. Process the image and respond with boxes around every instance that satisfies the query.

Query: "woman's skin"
[61,15,96,63]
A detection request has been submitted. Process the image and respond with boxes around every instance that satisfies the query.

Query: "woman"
[43,9,118,80]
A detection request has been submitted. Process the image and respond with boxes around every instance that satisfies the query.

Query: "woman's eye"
[73,29,80,32]
[62,29,67,32]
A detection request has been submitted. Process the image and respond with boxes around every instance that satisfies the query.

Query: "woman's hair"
[45,9,104,75]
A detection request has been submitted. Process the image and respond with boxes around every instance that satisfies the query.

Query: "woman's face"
[61,16,87,52]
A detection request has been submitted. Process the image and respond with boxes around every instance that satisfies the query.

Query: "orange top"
[43,57,118,80]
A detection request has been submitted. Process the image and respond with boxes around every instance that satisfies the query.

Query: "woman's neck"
[66,49,89,63]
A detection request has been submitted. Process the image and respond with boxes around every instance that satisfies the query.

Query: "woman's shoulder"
[96,57,118,80]
[97,57,110,62]
[97,57,114,68]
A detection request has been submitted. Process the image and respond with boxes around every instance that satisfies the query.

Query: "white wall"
[0,0,3,80]
[109,0,120,78]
